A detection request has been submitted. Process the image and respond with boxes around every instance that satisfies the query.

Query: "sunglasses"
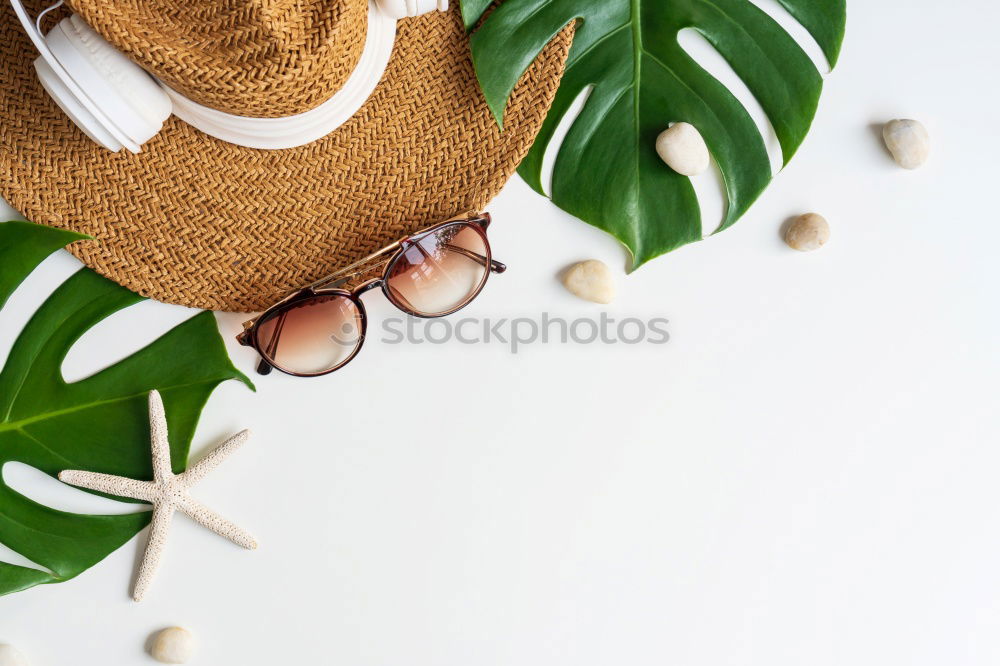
[236,212,505,377]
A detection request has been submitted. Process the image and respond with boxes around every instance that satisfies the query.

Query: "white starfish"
[59,390,257,601]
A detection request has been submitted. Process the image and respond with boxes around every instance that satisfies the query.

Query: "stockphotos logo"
[335,313,671,353]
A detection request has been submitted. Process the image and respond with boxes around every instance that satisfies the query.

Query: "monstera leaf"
[0,221,251,595]
[463,0,846,267]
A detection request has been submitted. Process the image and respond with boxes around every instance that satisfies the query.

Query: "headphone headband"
[168,1,398,149]
[10,0,449,152]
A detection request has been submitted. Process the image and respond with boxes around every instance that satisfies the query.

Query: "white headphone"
[10,0,449,152]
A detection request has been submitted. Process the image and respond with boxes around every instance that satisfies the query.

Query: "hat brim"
[0,3,573,312]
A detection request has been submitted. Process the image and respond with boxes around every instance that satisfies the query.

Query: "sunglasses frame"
[236,212,504,377]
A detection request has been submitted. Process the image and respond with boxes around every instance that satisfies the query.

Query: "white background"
[2,1,1000,664]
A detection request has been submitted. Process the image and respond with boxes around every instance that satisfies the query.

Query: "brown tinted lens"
[255,294,363,375]
[385,223,490,316]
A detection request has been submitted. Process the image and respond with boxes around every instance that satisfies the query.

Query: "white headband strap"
[166,0,397,150]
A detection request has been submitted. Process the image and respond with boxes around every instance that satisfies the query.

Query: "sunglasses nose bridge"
[354,278,384,296]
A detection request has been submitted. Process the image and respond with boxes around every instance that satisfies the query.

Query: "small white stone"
[882,119,929,169]
[0,645,30,666]
[151,627,196,664]
[562,260,615,304]
[784,213,830,252]
[655,122,710,176]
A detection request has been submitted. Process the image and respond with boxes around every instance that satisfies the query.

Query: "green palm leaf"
[463,0,846,267]
[0,221,252,595]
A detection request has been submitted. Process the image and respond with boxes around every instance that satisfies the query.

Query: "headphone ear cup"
[44,15,171,147]
[34,56,123,151]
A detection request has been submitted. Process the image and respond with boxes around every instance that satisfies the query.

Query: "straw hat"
[0,0,573,311]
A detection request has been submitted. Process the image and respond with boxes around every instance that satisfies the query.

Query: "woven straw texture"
[65,0,369,117]
[0,1,572,312]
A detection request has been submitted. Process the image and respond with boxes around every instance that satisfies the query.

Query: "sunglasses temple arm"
[253,310,288,375]
[309,243,400,290]
[443,244,506,274]
[305,215,494,289]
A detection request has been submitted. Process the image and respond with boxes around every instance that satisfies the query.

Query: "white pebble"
[562,260,615,304]
[150,627,196,664]
[0,645,30,666]
[784,213,830,252]
[882,119,929,169]
[655,122,710,176]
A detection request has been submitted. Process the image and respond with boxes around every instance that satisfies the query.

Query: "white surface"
[2,1,1000,664]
